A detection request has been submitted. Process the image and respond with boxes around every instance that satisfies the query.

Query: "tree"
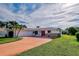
[0,21,5,28]
[0,21,27,38]
[62,28,69,35]
[67,27,77,35]
[16,25,23,37]
[9,21,27,37]
[76,32,79,42]
[75,27,79,31]
[7,21,26,37]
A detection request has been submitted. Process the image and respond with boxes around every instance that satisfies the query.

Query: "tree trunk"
[16,27,22,38]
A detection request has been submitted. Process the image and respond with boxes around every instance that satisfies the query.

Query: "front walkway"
[0,37,51,56]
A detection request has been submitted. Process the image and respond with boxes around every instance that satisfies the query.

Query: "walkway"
[0,37,51,56]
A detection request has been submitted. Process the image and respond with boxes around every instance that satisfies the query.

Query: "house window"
[48,30,51,33]
[33,31,38,35]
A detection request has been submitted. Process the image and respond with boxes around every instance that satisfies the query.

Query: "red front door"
[41,31,45,36]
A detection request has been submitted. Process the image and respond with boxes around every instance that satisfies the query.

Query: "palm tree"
[0,21,5,28]
[16,24,27,37]
[6,21,21,37]
[2,21,20,38]
[0,21,27,38]
[7,21,27,37]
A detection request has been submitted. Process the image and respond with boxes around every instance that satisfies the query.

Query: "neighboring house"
[0,28,7,37]
[18,27,62,38]
[0,28,14,37]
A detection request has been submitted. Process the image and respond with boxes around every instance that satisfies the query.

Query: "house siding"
[17,28,62,38]
[0,27,62,38]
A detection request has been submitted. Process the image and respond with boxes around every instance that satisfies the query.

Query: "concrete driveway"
[0,37,51,56]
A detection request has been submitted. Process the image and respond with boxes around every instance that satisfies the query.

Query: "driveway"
[0,37,51,56]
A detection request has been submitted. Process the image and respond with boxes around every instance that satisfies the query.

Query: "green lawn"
[18,35,79,56]
[0,37,21,44]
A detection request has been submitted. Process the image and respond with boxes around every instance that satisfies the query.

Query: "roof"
[23,27,60,31]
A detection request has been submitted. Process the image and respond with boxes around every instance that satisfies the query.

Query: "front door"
[41,31,45,36]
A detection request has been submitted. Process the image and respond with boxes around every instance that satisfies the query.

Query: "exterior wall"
[17,30,33,37]
[17,30,42,37]
[0,32,6,37]
[0,26,62,38]
[16,28,62,38]
[32,31,41,37]
[0,28,8,37]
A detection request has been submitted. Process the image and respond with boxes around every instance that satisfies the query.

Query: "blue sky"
[0,3,79,29]
[6,3,41,15]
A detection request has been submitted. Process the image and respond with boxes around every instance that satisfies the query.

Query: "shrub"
[62,30,69,35]
[76,32,79,42]
[67,27,77,35]
[62,30,67,34]
[57,33,61,37]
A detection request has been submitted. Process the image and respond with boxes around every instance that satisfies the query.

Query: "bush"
[62,30,69,35]
[76,32,79,42]
[57,33,61,37]
[62,30,67,34]
[67,27,77,35]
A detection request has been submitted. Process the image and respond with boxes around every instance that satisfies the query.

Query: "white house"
[0,28,7,37]
[17,27,62,38]
[0,27,14,37]
[0,27,62,38]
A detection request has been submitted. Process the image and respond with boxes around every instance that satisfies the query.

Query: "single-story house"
[18,27,62,38]
[0,28,8,37]
[0,28,14,37]
[0,27,62,38]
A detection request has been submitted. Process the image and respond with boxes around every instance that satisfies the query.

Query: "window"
[33,31,38,35]
[48,30,51,33]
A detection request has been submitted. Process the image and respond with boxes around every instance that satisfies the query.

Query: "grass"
[18,35,79,56]
[0,37,21,44]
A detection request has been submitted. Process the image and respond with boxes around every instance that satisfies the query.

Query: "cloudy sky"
[0,3,79,29]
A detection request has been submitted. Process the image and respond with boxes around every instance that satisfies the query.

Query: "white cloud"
[27,3,79,29]
[0,3,79,29]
